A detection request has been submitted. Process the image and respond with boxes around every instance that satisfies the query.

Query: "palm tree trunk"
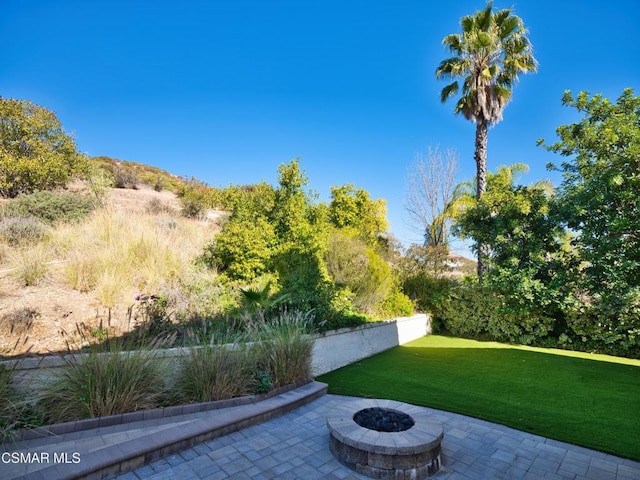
[474,120,489,279]
[474,121,488,199]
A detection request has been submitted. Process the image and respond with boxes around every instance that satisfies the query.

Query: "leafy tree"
[542,89,640,353]
[453,164,568,343]
[0,98,87,197]
[436,1,537,276]
[328,184,388,246]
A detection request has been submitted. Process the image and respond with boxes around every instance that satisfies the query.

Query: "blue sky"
[2,1,639,255]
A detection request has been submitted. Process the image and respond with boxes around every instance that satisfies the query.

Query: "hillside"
[0,184,224,358]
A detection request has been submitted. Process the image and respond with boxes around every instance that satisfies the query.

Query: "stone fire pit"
[327,398,443,479]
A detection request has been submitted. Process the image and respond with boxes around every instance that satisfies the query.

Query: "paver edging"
[15,379,312,442]
[19,381,328,480]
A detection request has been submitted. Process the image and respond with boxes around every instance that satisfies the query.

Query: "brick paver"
[116,395,640,480]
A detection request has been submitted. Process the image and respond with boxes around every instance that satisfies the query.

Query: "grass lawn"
[317,335,640,461]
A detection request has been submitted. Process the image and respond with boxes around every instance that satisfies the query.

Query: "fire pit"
[327,398,443,479]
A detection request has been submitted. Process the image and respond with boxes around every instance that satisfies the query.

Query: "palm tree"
[436,1,537,277]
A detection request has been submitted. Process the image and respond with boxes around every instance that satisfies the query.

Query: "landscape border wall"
[2,313,430,392]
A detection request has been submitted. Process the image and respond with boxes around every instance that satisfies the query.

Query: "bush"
[0,98,87,198]
[145,197,175,215]
[564,289,640,357]
[37,341,166,422]
[437,281,556,345]
[376,288,414,319]
[0,216,48,245]
[3,190,96,225]
[249,310,314,388]
[202,214,277,282]
[325,230,393,314]
[438,282,498,338]
[174,341,255,403]
[112,164,139,189]
[402,273,457,330]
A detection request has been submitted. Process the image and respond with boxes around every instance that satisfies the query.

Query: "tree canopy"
[0,98,86,197]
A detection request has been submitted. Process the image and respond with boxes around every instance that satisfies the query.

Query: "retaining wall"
[310,314,430,376]
[2,313,430,393]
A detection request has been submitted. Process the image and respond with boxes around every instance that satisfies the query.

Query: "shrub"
[0,216,48,246]
[402,273,457,325]
[376,288,414,319]
[564,288,640,357]
[112,164,139,189]
[202,214,277,282]
[438,282,498,338]
[3,190,96,225]
[145,197,175,215]
[0,98,87,198]
[37,341,166,422]
[325,230,394,314]
[249,310,314,388]
[174,341,255,403]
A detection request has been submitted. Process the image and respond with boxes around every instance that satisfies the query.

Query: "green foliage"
[0,98,88,197]
[436,3,537,125]
[401,273,456,330]
[0,363,17,440]
[328,184,388,245]
[376,287,414,319]
[453,165,566,343]
[542,89,640,352]
[2,190,97,225]
[179,178,211,218]
[199,159,398,329]
[325,231,378,312]
[203,214,277,282]
[0,216,48,246]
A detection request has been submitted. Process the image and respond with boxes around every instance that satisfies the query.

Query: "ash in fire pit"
[353,407,415,432]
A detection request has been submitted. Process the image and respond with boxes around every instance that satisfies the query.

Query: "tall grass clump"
[37,338,166,423]
[250,310,315,388]
[173,326,254,403]
[11,245,49,286]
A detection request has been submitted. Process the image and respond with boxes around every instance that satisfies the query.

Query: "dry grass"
[0,188,219,355]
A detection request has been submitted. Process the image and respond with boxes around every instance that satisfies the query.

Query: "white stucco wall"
[311,313,430,376]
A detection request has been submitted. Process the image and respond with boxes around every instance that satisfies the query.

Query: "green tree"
[328,184,388,246]
[0,98,87,197]
[542,89,640,353]
[436,1,537,276]
[453,164,568,343]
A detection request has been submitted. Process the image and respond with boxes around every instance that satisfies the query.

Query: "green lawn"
[317,335,640,461]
